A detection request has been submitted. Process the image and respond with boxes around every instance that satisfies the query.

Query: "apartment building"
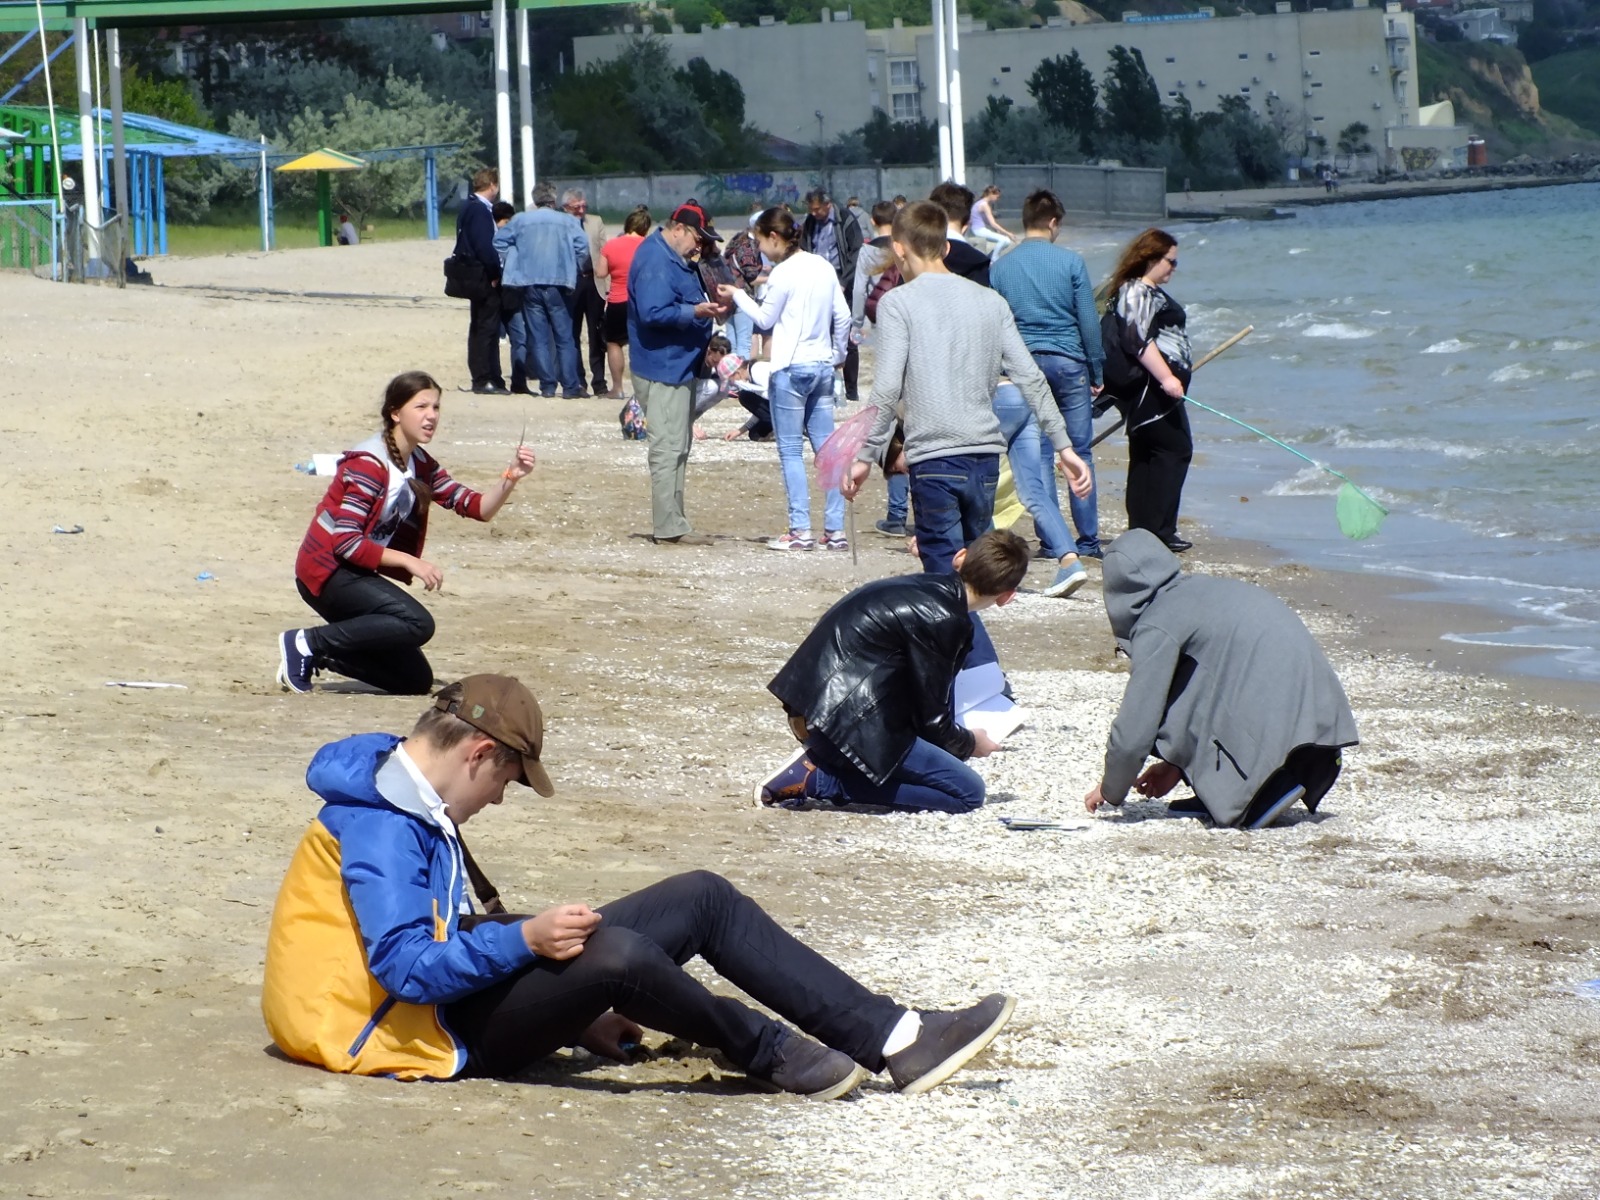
[576,3,1438,162]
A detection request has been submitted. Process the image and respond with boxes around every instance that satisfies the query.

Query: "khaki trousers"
[635,374,694,538]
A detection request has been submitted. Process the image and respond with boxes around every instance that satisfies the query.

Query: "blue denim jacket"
[494,207,590,290]
[627,229,713,386]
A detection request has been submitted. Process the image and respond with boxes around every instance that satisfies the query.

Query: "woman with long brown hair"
[278,371,536,695]
[1102,228,1194,552]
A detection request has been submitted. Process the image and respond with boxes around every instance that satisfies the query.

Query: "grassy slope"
[1530,46,1600,135]
[1417,40,1598,155]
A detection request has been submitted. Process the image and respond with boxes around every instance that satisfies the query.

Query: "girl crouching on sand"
[277,370,536,695]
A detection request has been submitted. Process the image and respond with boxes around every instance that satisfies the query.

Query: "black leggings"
[444,871,903,1079]
[297,566,435,695]
[1126,394,1192,544]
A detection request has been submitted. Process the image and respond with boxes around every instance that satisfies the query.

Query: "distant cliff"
[1418,40,1599,156]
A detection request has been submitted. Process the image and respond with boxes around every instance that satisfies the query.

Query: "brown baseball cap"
[434,674,555,796]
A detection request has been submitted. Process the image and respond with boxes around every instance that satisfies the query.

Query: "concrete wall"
[574,22,872,150]
[546,163,1166,223]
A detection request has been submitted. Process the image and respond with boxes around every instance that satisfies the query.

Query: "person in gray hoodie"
[1084,530,1358,828]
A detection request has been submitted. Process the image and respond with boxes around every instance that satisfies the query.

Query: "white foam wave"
[1552,339,1590,351]
[1288,247,1311,255]
[1489,363,1539,383]
[1302,322,1377,340]
[1264,465,1339,497]
[1331,431,1487,459]
[1421,338,1474,355]
[1370,309,1392,316]
[1365,562,1594,598]
[1569,369,1598,381]
[1277,312,1315,329]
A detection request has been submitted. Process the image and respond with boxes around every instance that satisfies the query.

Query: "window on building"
[889,59,917,87]
[1000,65,1011,72]
[1311,81,1323,87]
[892,92,922,120]
[1313,114,1326,121]
[1167,91,1178,98]
[1240,85,1250,93]
[1238,52,1248,58]
[1308,49,1321,56]
[1165,55,1176,63]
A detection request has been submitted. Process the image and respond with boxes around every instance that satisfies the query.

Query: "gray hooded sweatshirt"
[1101,530,1358,825]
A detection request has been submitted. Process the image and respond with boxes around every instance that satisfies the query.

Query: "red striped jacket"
[295,441,484,596]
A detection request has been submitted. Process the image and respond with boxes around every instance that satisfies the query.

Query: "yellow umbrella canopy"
[274,149,366,247]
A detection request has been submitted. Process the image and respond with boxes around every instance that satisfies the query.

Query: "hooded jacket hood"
[1102,529,1182,649]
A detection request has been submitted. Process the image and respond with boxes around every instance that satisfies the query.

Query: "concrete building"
[575,2,1443,167]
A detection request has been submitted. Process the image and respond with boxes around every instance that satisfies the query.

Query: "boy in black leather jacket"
[757,530,1030,813]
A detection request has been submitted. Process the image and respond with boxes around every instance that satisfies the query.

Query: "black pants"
[467,290,504,389]
[1240,744,1344,825]
[1126,393,1192,544]
[573,273,607,392]
[737,390,773,438]
[298,566,435,695]
[444,871,903,1079]
[842,342,859,401]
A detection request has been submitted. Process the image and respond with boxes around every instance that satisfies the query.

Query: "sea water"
[1074,182,1600,685]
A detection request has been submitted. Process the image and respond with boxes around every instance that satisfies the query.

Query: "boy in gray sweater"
[844,201,1093,574]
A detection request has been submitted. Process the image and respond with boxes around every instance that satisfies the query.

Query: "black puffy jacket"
[768,573,976,785]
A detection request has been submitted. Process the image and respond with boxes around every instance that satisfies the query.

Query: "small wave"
[1421,338,1474,355]
[1264,466,1339,497]
[1277,312,1315,329]
[1370,309,1392,316]
[1367,562,1594,598]
[1288,247,1311,255]
[1302,322,1377,340]
[1552,339,1590,351]
[1570,369,1598,381]
[1331,431,1487,459]
[1489,363,1539,383]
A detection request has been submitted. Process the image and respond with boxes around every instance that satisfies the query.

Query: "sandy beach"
[2,238,1598,1199]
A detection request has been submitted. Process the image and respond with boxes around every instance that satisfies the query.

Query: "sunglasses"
[1162,254,1179,267]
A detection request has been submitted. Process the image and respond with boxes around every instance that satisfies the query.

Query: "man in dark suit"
[928,182,992,289]
[800,188,864,402]
[455,167,507,394]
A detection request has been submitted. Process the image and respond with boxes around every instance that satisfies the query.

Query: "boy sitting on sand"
[262,674,1015,1099]
[755,530,1029,813]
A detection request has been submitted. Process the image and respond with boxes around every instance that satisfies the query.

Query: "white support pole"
[946,0,966,185]
[258,133,270,252]
[73,18,103,268]
[492,0,514,203]
[931,0,951,181]
[108,27,130,234]
[515,4,536,207]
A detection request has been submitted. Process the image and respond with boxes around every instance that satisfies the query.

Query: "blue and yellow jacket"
[261,733,536,1080]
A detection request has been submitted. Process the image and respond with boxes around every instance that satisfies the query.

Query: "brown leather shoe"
[651,533,714,546]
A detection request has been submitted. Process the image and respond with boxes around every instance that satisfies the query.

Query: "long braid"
[379,372,441,511]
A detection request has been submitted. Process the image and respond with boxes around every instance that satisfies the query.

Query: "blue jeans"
[727,307,754,358]
[885,472,909,525]
[770,362,845,534]
[908,453,999,574]
[1034,354,1100,556]
[502,306,529,390]
[807,735,986,814]
[522,284,581,396]
[992,382,1076,561]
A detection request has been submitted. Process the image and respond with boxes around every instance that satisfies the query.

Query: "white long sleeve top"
[729,248,850,372]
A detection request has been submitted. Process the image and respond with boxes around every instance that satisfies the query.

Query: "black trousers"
[444,871,903,1079]
[1125,394,1192,543]
[298,566,435,695]
[1240,744,1344,825]
[467,290,504,389]
[842,342,859,401]
[573,272,607,392]
[737,390,773,438]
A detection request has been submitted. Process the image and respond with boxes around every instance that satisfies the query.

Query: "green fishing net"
[1336,481,1387,540]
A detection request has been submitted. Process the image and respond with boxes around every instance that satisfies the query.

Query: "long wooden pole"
[1089,324,1253,449]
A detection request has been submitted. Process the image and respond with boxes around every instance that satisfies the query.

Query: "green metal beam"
[0,0,612,33]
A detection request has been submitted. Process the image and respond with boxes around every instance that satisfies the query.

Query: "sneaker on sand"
[276,631,314,694]
[1042,559,1089,598]
[767,531,816,552]
[749,1029,868,1100]
[754,747,815,808]
[820,532,850,553]
[874,519,909,538]
[886,993,1017,1095]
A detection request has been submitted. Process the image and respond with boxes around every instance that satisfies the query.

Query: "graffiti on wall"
[696,171,821,210]
[1400,146,1441,172]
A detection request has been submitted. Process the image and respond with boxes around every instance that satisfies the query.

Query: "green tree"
[282,73,479,223]
[1101,45,1165,144]
[1335,120,1373,161]
[1026,49,1099,154]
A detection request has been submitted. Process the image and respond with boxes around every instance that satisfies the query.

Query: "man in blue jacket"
[454,168,507,395]
[495,182,592,399]
[262,674,1016,1100]
[628,202,727,545]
